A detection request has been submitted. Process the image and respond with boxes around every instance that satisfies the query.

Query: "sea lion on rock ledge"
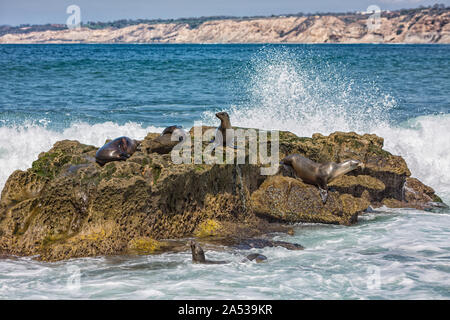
[280,154,364,204]
[161,125,186,141]
[95,136,139,165]
[144,125,187,154]
[212,112,233,147]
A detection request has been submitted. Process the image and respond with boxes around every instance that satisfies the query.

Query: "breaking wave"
[201,47,450,201]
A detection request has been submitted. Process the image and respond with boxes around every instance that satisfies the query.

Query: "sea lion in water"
[280,154,364,204]
[189,241,268,264]
[190,241,228,264]
[212,112,233,147]
[95,136,139,166]
[245,253,268,263]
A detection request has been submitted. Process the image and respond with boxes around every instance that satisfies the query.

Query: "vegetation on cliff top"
[1,5,448,36]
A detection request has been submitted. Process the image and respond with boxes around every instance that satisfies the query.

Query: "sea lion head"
[189,240,206,263]
[348,159,365,170]
[161,125,183,136]
[246,253,268,263]
[117,137,139,155]
[119,137,128,151]
[215,112,230,122]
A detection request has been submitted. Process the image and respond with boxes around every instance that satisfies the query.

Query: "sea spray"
[202,47,396,135]
[374,115,450,203]
[201,47,449,202]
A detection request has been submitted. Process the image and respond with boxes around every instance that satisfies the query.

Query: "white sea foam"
[1,209,448,299]
[374,115,450,202]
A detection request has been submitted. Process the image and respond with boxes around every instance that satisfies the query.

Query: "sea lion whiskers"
[322,159,364,182]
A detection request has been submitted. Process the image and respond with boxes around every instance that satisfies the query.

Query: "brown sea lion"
[161,125,184,138]
[213,112,233,147]
[280,154,364,204]
[190,241,228,264]
[95,136,139,166]
[145,125,187,154]
[245,253,268,263]
[189,241,268,264]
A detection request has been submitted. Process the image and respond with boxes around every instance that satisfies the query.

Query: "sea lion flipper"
[119,152,130,159]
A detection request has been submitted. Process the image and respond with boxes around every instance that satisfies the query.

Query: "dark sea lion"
[213,112,233,147]
[280,154,364,204]
[145,125,187,154]
[245,253,268,263]
[161,125,183,137]
[160,125,187,142]
[190,241,228,264]
[95,136,139,166]
[189,241,268,264]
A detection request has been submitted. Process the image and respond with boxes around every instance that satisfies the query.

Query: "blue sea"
[0,44,449,299]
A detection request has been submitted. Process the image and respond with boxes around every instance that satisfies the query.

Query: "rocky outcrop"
[382,177,446,210]
[1,8,449,44]
[0,128,444,261]
[251,176,368,225]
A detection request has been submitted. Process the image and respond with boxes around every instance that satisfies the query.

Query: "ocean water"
[0,44,449,299]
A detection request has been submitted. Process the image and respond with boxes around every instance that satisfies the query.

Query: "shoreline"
[1,8,449,44]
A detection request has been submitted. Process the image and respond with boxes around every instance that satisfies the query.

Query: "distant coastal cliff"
[0,7,449,44]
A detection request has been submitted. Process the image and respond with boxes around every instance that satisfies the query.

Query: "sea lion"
[212,112,233,147]
[245,253,268,263]
[145,125,187,154]
[280,154,364,204]
[190,241,228,264]
[95,136,139,166]
[189,241,268,264]
[161,125,185,140]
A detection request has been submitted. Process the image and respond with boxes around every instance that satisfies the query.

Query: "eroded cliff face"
[0,128,444,261]
[1,9,449,44]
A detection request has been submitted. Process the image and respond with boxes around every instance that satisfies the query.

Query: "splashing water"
[202,47,449,202]
[374,115,450,202]
[0,44,449,300]
[203,47,397,135]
